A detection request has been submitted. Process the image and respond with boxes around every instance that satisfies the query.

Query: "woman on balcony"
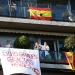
[34,42,41,50]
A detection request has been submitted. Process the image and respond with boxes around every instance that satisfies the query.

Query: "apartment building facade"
[0,0,75,75]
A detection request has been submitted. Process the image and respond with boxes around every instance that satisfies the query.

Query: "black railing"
[39,50,70,64]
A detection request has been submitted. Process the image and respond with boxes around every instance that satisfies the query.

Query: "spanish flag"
[73,52,75,70]
[29,6,52,20]
[65,52,75,70]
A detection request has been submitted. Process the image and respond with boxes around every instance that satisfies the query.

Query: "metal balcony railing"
[0,4,75,22]
[39,50,70,64]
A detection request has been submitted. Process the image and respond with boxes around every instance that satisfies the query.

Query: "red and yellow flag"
[29,6,52,20]
[73,52,75,70]
[65,52,75,70]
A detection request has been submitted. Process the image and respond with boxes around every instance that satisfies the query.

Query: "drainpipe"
[8,0,11,16]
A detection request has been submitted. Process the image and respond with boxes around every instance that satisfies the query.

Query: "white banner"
[0,48,41,75]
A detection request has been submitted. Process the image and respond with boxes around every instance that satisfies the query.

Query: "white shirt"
[39,45,50,56]
[11,4,17,10]
[40,45,50,51]
[5,44,11,48]
[5,44,12,48]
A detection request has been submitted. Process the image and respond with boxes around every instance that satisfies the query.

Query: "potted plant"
[14,35,31,49]
[64,36,75,51]
[61,11,69,18]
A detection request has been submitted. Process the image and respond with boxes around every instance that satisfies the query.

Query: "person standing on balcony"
[41,42,51,59]
[5,40,12,48]
[41,42,50,51]
[11,1,17,11]
[34,42,41,50]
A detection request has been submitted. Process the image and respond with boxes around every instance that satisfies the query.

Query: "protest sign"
[0,48,41,75]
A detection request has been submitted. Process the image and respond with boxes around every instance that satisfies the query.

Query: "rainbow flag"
[29,6,52,20]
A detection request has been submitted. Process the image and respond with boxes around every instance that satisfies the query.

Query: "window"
[58,41,64,51]
[70,0,75,10]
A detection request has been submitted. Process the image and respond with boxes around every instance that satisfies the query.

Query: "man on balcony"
[8,0,17,16]
[11,1,16,11]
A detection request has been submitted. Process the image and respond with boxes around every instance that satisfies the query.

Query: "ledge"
[40,63,72,70]
[0,16,75,27]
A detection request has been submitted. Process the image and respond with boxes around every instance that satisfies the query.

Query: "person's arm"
[39,44,43,50]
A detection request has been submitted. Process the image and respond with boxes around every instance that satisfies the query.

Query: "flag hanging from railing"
[73,52,75,70]
[29,6,52,20]
[0,48,41,75]
[65,52,75,70]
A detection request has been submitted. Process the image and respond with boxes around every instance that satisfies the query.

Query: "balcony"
[0,4,75,22]
[0,3,75,34]
[40,50,74,70]
[40,51,67,64]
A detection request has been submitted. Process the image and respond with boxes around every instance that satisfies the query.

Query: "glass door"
[41,39,65,60]
[20,0,29,17]
[41,39,57,60]
[56,40,67,61]
[20,0,37,6]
